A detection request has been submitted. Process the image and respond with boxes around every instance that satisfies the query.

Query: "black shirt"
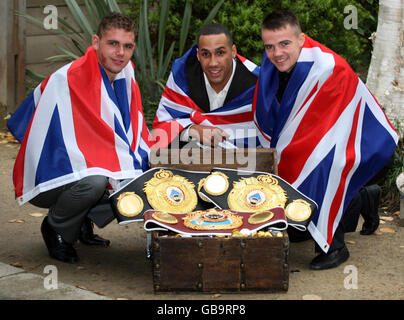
[276,66,295,103]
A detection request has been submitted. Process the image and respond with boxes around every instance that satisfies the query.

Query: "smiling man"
[198,32,236,92]
[254,10,398,270]
[261,22,304,74]
[7,13,151,263]
[92,18,136,82]
[152,24,270,149]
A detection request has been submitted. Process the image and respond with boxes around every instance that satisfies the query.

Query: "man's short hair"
[262,10,302,34]
[197,23,233,47]
[97,12,136,38]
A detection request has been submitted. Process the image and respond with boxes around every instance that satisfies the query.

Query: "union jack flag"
[8,47,151,205]
[152,45,271,149]
[254,36,398,252]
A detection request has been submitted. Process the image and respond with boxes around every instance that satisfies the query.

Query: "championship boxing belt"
[109,167,214,224]
[198,167,318,231]
[143,207,287,236]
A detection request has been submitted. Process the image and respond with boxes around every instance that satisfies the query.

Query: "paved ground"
[0,137,403,301]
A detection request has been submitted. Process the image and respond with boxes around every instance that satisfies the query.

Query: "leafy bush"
[273,0,378,79]
[124,0,378,75]
[379,120,404,211]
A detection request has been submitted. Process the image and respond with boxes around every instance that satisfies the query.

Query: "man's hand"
[188,125,230,146]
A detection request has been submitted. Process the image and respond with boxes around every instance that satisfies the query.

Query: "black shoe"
[79,217,110,247]
[360,185,380,235]
[310,245,349,270]
[41,217,79,263]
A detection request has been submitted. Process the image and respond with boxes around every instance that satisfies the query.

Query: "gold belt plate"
[227,174,287,212]
[144,169,198,213]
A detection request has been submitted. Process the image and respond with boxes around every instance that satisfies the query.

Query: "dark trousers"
[288,185,377,252]
[288,152,394,253]
[30,175,108,243]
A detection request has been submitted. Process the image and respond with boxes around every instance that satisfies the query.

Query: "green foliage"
[380,120,404,210]
[216,0,266,65]
[272,0,378,79]
[124,0,378,74]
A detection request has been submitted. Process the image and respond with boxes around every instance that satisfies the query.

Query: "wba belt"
[109,167,318,232]
[199,168,318,231]
[109,167,213,224]
[143,207,288,236]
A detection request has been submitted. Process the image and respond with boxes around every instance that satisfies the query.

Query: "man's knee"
[78,175,109,200]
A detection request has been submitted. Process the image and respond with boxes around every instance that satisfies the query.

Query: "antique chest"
[151,231,289,293]
[148,148,289,293]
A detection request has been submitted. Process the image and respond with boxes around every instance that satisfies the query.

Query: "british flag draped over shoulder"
[152,45,271,148]
[8,46,151,205]
[254,36,398,252]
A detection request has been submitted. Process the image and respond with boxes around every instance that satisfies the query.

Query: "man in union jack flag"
[7,13,151,263]
[152,23,271,149]
[254,10,398,269]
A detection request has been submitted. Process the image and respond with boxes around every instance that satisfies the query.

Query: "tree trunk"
[366,0,404,132]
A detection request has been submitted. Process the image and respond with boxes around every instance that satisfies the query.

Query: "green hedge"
[124,0,378,76]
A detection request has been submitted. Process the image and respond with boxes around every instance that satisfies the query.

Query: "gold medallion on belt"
[285,199,312,222]
[198,171,229,202]
[116,192,144,217]
[183,208,243,230]
[227,174,287,212]
[143,169,198,213]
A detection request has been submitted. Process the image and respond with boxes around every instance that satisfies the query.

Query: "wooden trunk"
[149,148,287,293]
[151,231,289,293]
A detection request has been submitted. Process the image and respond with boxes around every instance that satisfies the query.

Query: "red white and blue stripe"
[152,45,271,148]
[254,36,398,252]
[8,46,151,205]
